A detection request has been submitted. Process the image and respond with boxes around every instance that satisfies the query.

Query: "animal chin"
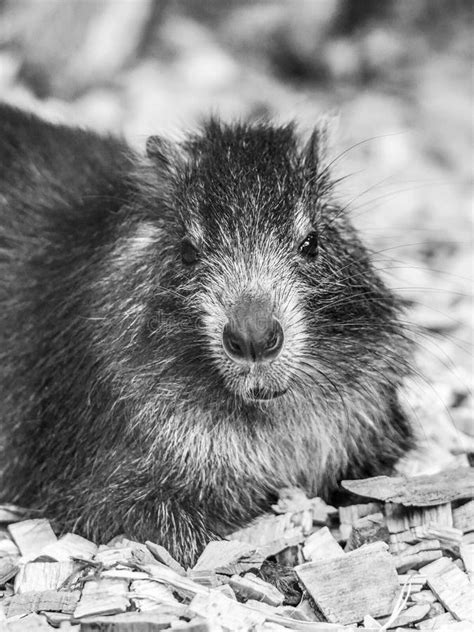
[247,387,288,401]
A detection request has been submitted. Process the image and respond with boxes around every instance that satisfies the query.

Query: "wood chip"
[245,601,344,630]
[385,503,453,534]
[187,569,220,588]
[345,512,389,551]
[189,590,266,629]
[43,611,73,627]
[271,489,336,525]
[338,503,382,540]
[228,573,284,606]
[227,512,308,557]
[302,526,344,561]
[0,613,52,631]
[398,572,427,585]
[453,500,474,533]
[0,506,30,524]
[213,584,236,600]
[130,578,183,612]
[409,589,437,604]
[427,601,446,618]
[38,533,97,562]
[377,602,431,628]
[271,487,315,514]
[73,577,130,619]
[101,569,150,581]
[460,542,473,579]
[0,538,19,558]
[167,617,211,631]
[393,540,443,573]
[145,541,186,575]
[342,468,474,507]
[95,540,156,567]
[14,561,78,594]
[192,540,263,575]
[0,557,19,585]
[416,611,455,629]
[6,589,79,618]
[78,611,186,631]
[422,556,474,622]
[295,542,399,624]
[7,520,57,561]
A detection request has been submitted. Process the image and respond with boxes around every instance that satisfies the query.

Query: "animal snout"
[222,298,284,363]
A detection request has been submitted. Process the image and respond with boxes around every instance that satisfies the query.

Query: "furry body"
[0,105,413,564]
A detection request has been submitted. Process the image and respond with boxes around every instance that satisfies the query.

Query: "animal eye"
[298,231,319,259]
[181,238,200,265]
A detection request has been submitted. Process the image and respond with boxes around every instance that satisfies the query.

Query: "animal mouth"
[248,387,288,401]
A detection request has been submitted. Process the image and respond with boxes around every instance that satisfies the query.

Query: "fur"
[0,105,414,565]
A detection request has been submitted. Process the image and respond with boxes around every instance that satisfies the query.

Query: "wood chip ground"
[0,467,472,631]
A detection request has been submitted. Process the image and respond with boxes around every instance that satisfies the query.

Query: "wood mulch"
[0,468,472,631]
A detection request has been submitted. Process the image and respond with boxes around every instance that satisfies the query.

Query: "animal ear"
[303,113,339,173]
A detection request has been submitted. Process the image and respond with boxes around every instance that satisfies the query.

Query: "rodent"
[0,104,414,565]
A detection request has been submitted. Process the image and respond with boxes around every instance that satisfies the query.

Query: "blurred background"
[0,0,472,468]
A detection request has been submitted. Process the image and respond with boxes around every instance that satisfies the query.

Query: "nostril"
[263,319,284,359]
[222,318,284,363]
[222,323,246,359]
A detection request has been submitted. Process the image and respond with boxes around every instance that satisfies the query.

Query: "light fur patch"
[198,239,309,399]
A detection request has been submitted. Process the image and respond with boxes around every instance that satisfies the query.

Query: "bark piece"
[192,540,264,575]
[6,589,79,618]
[14,561,78,594]
[342,468,474,506]
[38,533,97,562]
[295,542,399,624]
[73,577,129,619]
[422,556,474,622]
[228,572,284,606]
[146,541,186,575]
[7,520,57,561]
[453,500,474,533]
[302,526,344,561]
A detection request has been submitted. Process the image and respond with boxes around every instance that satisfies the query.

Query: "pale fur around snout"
[197,234,309,401]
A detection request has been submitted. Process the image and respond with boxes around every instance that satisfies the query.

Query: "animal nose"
[222,309,284,364]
